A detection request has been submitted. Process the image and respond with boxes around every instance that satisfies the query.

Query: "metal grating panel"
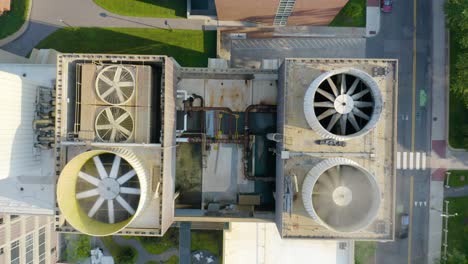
[274,0,296,26]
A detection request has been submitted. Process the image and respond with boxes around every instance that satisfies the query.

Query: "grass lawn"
[355,241,376,264]
[35,27,216,67]
[330,0,366,27]
[445,196,468,254]
[448,30,468,149]
[0,0,30,39]
[448,170,468,188]
[191,230,223,257]
[94,0,185,18]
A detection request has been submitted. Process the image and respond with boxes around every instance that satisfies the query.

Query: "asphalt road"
[366,0,433,263]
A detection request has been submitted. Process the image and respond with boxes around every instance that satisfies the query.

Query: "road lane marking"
[403,152,408,169]
[422,153,427,169]
[411,0,418,152]
[408,176,414,264]
[397,151,401,169]
[409,152,414,169]
[415,152,421,169]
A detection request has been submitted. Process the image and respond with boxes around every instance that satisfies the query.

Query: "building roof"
[223,222,353,264]
[0,70,55,214]
[0,0,10,14]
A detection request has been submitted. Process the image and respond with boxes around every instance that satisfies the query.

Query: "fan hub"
[334,94,354,114]
[332,186,352,206]
[98,178,120,200]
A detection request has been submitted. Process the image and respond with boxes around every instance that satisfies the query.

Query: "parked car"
[381,0,393,13]
[398,213,409,239]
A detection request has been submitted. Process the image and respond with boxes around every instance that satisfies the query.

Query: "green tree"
[437,249,468,264]
[445,0,468,30]
[115,246,137,264]
[344,2,363,19]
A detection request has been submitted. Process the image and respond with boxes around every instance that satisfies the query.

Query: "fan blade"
[346,78,360,95]
[115,112,130,124]
[351,88,370,100]
[326,77,339,97]
[340,74,346,95]
[316,88,336,102]
[327,113,341,131]
[100,75,113,86]
[108,199,115,224]
[116,195,135,215]
[329,166,342,186]
[120,187,141,195]
[117,170,136,184]
[101,86,116,99]
[105,108,115,122]
[115,86,125,102]
[348,112,360,131]
[352,108,370,120]
[78,172,100,186]
[113,66,123,82]
[340,114,348,135]
[93,156,108,179]
[116,125,131,137]
[314,101,334,108]
[318,172,334,191]
[354,101,373,107]
[109,156,121,179]
[110,128,117,142]
[317,109,337,121]
[76,188,99,199]
[96,124,113,130]
[119,81,134,87]
[88,197,105,217]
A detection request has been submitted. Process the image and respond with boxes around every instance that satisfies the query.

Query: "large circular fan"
[95,65,135,105]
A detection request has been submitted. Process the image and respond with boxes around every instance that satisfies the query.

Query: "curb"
[0,0,32,47]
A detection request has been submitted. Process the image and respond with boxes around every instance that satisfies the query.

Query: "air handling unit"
[54,54,178,237]
[276,58,397,241]
[77,63,152,143]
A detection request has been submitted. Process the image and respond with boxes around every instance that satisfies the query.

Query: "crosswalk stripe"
[396,152,401,169]
[415,152,420,170]
[422,153,426,170]
[409,152,414,169]
[402,152,407,169]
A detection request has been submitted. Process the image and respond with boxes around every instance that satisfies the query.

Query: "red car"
[381,0,393,12]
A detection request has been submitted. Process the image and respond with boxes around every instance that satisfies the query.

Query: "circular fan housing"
[304,68,383,141]
[302,158,381,233]
[95,65,136,105]
[56,149,149,236]
[95,106,134,143]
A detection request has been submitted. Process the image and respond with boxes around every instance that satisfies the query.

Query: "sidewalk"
[427,0,448,263]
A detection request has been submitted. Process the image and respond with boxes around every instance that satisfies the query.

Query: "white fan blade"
[354,101,373,107]
[88,197,105,217]
[110,128,117,142]
[340,74,346,95]
[76,188,99,199]
[101,86,116,99]
[100,74,113,86]
[346,78,360,95]
[105,108,115,122]
[327,113,340,131]
[326,77,339,97]
[115,86,125,102]
[117,170,136,184]
[352,108,370,120]
[109,156,121,179]
[119,81,134,87]
[114,112,130,124]
[96,124,113,130]
[314,101,334,108]
[120,187,140,195]
[113,66,123,82]
[316,88,336,102]
[340,114,348,135]
[116,195,135,215]
[108,199,115,224]
[317,109,337,121]
[117,125,131,137]
[348,112,360,131]
[351,88,370,100]
[93,156,108,179]
[78,172,100,186]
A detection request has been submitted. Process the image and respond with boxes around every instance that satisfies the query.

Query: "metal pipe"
[38,126,55,132]
[33,119,54,130]
[60,141,162,148]
[37,136,54,142]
